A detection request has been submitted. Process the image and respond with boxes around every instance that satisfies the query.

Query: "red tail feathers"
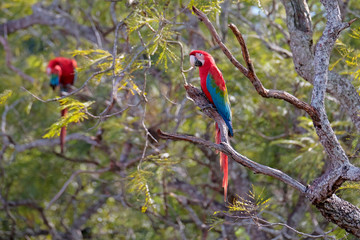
[60,108,68,154]
[216,124,228,201]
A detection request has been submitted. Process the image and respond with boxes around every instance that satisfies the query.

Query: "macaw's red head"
[47,60,62,91]
[189,50,215,68]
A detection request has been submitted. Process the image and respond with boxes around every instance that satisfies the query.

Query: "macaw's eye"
[198,53,203,56]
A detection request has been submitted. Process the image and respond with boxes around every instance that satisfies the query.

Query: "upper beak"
[190,55,203,67]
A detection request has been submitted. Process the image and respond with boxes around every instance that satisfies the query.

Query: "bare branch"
[191,6,248,75]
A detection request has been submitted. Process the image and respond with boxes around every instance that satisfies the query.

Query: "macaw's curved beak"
[190,55,203,67]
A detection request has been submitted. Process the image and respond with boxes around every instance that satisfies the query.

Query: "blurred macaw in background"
[47,57,77,153]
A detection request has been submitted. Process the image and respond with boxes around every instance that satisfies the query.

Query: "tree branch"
[170,4,360,237]
[281,0,360,132]
[192,6,319,123]
[0,4,103,45]
[157,85,306,194]
[14,133,100,153]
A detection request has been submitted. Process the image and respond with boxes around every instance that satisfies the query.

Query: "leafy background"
[1,0,360,239]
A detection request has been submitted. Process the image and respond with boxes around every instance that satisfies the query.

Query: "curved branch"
[158,129,306,193]
[191,6,319,123]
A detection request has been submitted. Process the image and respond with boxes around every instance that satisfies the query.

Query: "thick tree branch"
[0,4,102,45]
[176,5,360,237]
[305,1,355,203]
[281,0,360,132]
[316,194,360,237]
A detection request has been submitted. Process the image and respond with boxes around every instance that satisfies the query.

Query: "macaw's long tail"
[215,124,228,201]
[60,108,68,154]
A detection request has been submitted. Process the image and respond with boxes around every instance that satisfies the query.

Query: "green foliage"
[0,89,12,104]
[43,98,93,138]
[270,116,325,181]
[71,49,112,72]
[128,154,178,213]
[211,186,270,230]
[331,28,360,89]
[128,169,155,213]
[228,187,270,214]
[2,0,360,238]
[187,0,223,15]
[337,182,360,192]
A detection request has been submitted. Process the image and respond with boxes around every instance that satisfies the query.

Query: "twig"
[0,36,34,83]
[255,217,337,239]
[167,40,193,85]
[46,167,110,210]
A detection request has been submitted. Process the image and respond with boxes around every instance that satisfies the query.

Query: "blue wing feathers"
[206,73,234,137]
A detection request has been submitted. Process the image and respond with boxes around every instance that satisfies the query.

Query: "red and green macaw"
[189,50,233,201]
[47,57,77,153]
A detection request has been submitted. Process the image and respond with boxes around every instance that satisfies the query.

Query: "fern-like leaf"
[43,98,93,138]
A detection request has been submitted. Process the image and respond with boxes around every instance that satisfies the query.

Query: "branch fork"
[159,5,360,236]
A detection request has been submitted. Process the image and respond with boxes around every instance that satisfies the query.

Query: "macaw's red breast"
[199,63,226,104]
[47,57,77,85]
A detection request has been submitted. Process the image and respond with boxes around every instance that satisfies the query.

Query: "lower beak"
[194,58,203,67]
[190,55,203,67]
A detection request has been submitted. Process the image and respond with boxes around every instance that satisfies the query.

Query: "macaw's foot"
[200,103,214,111]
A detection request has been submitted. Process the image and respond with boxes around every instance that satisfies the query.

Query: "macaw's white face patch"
[190,54,205,67]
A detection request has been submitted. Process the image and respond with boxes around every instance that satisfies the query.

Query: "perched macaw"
[189,50,233,201]
[47,57,77,153]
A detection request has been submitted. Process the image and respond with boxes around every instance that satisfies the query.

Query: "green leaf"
[0,90,12,105]
[43,98,93,138]
[337,182,360,191]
